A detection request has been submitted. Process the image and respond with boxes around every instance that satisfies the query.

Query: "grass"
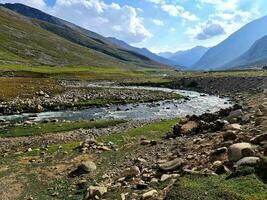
[97,118,178,146]
[0,65,173,81]
[166,174,267,200]
[0,119,126,137]
[0,6,164,69]
[0,77,63,100]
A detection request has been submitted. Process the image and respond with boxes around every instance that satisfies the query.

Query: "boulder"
[223,131,237,141]
[142,190,158,200]
[173,121,199,136]
[78,161,97,173]
[228,109,243,119]
[228,143,253,161]
[224,124,242,131]
[235,157,260,167]
[250,133,267,144]
[158,158,184,172]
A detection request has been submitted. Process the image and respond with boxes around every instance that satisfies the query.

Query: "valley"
[0,67,266,200]
[0,2,267,200]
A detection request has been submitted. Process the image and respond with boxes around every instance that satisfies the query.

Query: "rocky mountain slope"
[0,4,166,69]
[194,15,267,70]
[225,35,267,69]
[108,37,176,66]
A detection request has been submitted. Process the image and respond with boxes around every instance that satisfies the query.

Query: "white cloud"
[161,4,198,21]
[187,0,262,41]
[0,0,45,9]
[195,21,225,40]
[50,0,152,44]
[0,0,152,44]
[152,19,164,26]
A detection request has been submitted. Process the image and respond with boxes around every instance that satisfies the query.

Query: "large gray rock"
[235,157,260,167]
[228,109,243,119]
[228,143,253,161]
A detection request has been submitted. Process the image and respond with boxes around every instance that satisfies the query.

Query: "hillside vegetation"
[0,6,165,69]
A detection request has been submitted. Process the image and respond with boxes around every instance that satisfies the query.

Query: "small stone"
[137,158,147,164]
[98,146,111,151]
[78,161,97,173]
[224,124,242,131]
[160,174,179,182]
[235,157,260,167]
[150,178,158,183]
[51,192,59,197]
[27,148,33,152]
[142,190,158,200]
[140,140,151,145]
[120,166,140,178]
[85,186,107,199]
[158,158,184,172]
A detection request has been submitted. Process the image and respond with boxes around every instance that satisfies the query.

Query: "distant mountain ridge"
[107,37,176,66]
[224,35,267,69]
[193,15,267,70]
[158,46,209,68]
[0,3,167,69]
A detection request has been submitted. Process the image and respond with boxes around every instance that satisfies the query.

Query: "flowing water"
[0,85,232,123]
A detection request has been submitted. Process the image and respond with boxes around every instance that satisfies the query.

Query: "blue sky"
[1,0,267,53]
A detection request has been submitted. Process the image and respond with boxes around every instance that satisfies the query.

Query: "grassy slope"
[0,120,125,137]
[167,174,267,200]
[1,3,166,69]
[0,7,163,69]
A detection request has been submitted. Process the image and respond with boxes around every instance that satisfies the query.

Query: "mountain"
[158,52,174,59]
[0,3,166,69]
[194,15,267,70]
[224,35,267,69]
[160,46,209,68]
[107,37,175,66]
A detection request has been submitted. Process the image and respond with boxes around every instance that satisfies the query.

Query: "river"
[0,85,232,123]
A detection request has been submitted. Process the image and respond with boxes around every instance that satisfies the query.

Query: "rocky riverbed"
[0,82,182,116]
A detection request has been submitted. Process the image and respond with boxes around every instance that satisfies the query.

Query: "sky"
[1,0,267,53]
